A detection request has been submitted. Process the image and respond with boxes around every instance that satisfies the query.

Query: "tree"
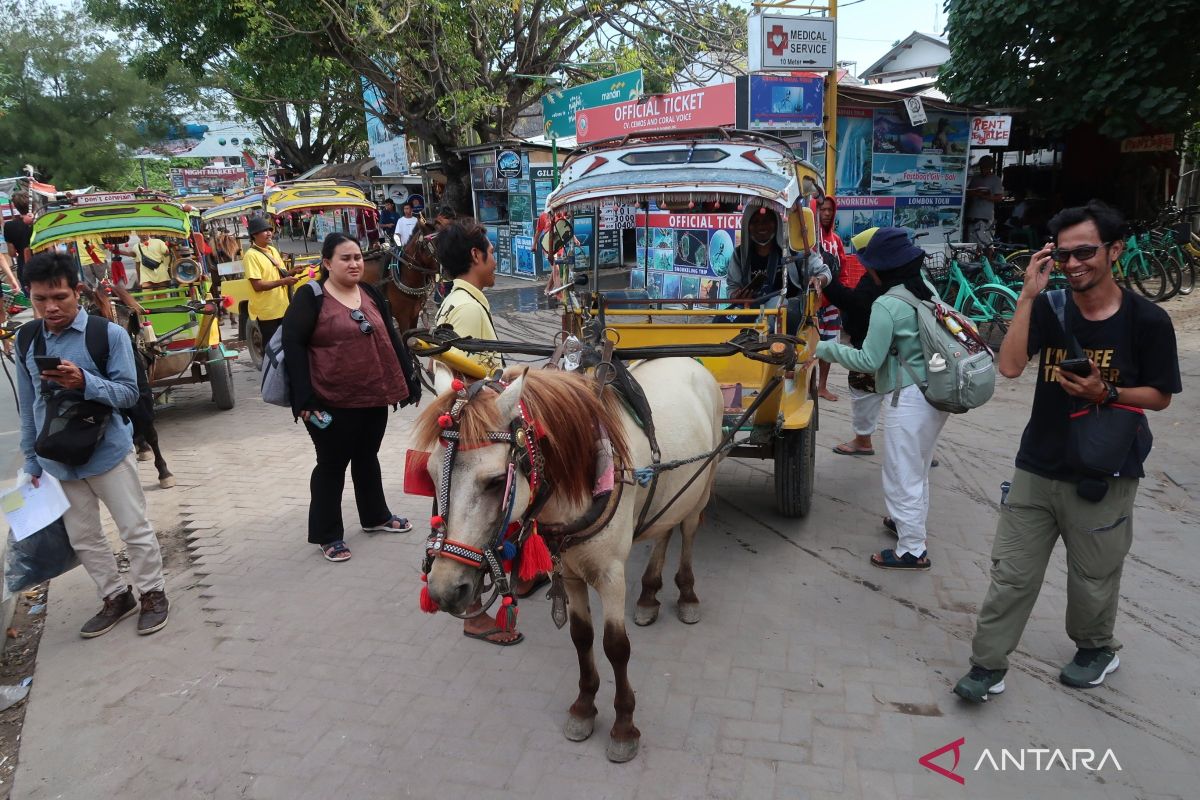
[85,0,746,211]
[0,1,191,187]
[939,0,1200,139]
[88,0,368,174]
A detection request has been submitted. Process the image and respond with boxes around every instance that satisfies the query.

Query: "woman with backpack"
[813,227,949,571]
[281,232,421,562]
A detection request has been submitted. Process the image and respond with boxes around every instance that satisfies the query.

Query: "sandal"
[463,627,525,646]
[870,548,930,571]
[833,442,874,456]
[319,540,352,562]
[363,515,412,533]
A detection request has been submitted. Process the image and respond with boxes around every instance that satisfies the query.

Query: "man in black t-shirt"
[3,190,34,294]
[954,201,1181,704]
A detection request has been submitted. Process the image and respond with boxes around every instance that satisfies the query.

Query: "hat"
[856,226,925,272]
[850,226,879,253]
[247,215,273,237]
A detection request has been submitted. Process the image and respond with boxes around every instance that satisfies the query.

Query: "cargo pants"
[970,468,1138,671]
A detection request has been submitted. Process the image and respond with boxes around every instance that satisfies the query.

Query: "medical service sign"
[749,14,837,72]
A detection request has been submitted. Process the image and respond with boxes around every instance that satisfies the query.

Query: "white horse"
[415,359,723,762]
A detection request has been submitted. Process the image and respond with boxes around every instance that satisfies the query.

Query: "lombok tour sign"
[575,83,736,144]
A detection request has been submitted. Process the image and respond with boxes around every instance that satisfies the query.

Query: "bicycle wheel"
[1125,253,1169,301]
[964,286,1018,350]
[1153,248,1183,301]
[1180,249,1197,296]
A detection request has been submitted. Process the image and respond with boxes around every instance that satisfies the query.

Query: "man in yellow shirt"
[243,215,297,346]
[434,219,502,374]
[135,234,174,288]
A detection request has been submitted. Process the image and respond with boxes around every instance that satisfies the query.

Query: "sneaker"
[137,590,170,636]
[953,665,1007,703]
[80,586,137,638]
[1059,648,1119,688]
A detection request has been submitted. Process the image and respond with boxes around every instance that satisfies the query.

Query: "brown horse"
[382,220,441,334]
[82,284,175,489]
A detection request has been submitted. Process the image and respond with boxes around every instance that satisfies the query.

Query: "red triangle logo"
[919,737,966,785]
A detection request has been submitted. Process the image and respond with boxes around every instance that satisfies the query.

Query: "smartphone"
[307,410,333,429]
[34,355,62,372]
[1058,358,1091,377]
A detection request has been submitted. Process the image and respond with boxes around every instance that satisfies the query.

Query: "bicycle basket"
[923,252,950,294]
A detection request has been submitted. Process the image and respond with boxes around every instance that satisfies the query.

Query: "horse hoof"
[137,450,153,462]
[606,736,640,763]
[633,604,660,627]
[676,603,701,625]
[158,476,176,489]
[563,714,595,742]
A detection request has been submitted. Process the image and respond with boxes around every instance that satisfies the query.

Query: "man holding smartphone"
[16,252,170,638]
[954,201,1180,702]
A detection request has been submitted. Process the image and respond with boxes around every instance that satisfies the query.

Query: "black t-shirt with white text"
[1015,289,1181,481]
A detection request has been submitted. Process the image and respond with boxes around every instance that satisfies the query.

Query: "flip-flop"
[833,443,875,456]
[463,628,525,646]
[516,573,551,599]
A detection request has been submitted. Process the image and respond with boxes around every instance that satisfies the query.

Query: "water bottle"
[928,353,947,373]
[560,336,583,371]
[139,320,157,345]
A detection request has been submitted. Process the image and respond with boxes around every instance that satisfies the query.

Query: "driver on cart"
[724,206,830,332]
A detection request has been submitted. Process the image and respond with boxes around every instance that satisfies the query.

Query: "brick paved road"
[11,304,1200,800]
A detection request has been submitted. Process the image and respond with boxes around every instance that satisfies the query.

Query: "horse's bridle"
[389,232,441,298]
[421,378,552,618]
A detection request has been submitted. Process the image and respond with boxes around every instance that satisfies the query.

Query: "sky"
[742,0,948,78]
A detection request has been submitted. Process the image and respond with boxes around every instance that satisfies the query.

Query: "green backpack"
[886,286,996,414]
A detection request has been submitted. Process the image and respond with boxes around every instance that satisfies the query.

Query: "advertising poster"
[835,106,969,250]
[833,197,894,254]
[835,108,874,195]
[541,70,644,140]
[748,73,824,130]
[531,166,556,215]
[361,79,409,175]
[572,213,595,273]
[597,201,627,267]
[496,225,513,275]
[632,209,741,295]
[470,152,506,191]
[575,83,735,143]
[513,235,535,276]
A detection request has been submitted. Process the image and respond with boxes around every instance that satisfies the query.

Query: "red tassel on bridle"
[419,573,439,613]
[518,523,553,582]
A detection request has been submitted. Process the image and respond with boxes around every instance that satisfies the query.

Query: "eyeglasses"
[349,308,374,334]
[1051,243,1110,264]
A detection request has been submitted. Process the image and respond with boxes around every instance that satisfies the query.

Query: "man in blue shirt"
[17,253,169,638]
[378,198,399,240]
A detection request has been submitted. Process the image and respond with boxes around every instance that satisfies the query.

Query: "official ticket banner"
[575,83,735,144]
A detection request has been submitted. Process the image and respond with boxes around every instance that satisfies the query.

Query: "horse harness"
[421,377,624,628]
[388,232,440,299]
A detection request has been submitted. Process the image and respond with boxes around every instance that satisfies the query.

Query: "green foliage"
[107,156,206,192]
[939,0,1200,139]
[0,1,192,187]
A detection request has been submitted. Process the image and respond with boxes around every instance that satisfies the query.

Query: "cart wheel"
[210,357,236,410]
[247,317,264,370]
[774,405,817,518]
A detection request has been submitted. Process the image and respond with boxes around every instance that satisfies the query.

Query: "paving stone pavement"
[10,304,1200,800]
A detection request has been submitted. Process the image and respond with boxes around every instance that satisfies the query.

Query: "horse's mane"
[412,370,632,505]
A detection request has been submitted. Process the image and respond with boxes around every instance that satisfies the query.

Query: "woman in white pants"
[814,227,948,570]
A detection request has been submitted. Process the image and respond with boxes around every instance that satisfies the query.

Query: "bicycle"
[926,248,1019,350]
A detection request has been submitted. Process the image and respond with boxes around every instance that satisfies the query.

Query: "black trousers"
[257,317,283,349]
[305,406,392,545]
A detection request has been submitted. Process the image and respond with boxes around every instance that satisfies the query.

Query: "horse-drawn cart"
[29,192,237,409]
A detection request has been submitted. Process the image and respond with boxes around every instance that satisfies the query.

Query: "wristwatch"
[1099,381,1119,405]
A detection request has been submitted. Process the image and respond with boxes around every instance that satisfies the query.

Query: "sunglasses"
[349,308,374,334]
[1051,242,1111,264]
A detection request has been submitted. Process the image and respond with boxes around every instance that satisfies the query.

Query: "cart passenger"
[725,207,830,332]
[135,233,174,289]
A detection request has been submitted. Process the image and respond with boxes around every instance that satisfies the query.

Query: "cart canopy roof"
[545,129,822,216]
[201,191,264,222]
[263,180,375,217]
[31,196,191,251]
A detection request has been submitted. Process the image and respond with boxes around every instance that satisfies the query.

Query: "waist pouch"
[36,390,112,466]
[1067,402,1152,478]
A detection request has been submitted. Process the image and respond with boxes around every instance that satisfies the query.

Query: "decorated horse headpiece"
[414,375,554,631]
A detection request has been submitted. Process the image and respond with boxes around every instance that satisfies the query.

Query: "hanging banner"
[362,79,410,175]
[541,70,644,140]
[748,73,825,130]
[1119,133,1175,153]
[970,115,1013,147]
[575,83,735,143]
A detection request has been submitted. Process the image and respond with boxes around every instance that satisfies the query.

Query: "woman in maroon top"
[282,233,421,562]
